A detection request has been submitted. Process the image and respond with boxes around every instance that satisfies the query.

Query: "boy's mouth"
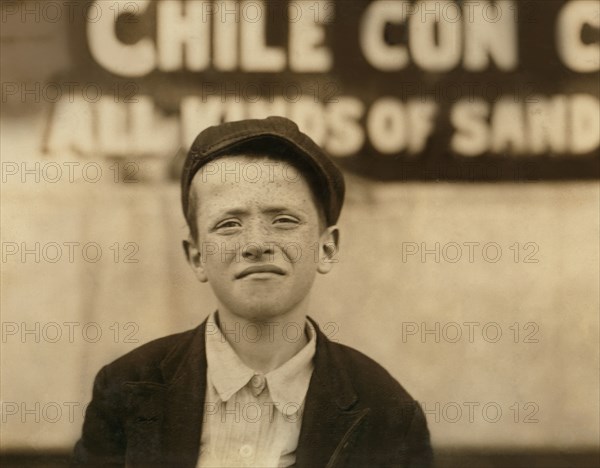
[235,265,286,279]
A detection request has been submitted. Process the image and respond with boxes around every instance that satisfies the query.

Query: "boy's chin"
[228,302,295,323]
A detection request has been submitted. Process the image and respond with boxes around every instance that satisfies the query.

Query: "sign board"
[31,0,600,180]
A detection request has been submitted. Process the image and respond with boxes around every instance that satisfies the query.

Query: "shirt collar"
[266,319,316,414]
[205,311,316,414]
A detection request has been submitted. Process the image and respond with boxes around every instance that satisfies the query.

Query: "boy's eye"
[273,216,300,225]
[215,220,241,230]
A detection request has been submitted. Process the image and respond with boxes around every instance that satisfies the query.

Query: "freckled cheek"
[279,243,302,264]
[217,241,241,263]
[197,238,240,268]
[280,235,320,264]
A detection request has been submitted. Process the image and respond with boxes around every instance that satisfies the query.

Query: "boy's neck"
[216,305,310,374]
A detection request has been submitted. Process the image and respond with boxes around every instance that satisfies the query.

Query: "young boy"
[74,116,432,467]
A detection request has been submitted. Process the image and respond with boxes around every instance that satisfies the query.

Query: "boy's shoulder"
[98,324,203,385]
[95,319,421,411]
[327,339,421,407]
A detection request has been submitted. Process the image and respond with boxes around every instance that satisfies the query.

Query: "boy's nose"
[241,241,275,261]
[241,223,275,260]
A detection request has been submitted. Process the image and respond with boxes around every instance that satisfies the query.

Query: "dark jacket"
[73,318,432,467]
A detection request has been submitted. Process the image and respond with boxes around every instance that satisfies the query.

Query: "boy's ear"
[317,225,340,274]
[182,238,208,283]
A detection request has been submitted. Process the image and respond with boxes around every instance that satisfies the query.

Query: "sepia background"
[1,1,599,467]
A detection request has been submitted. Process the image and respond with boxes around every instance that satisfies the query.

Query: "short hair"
[185,139,328,243]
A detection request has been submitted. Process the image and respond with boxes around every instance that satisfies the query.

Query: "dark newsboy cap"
[181,116,345,226]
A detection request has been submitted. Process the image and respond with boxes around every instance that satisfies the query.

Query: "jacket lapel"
[123,320,208,467]
[296,319,370,468]
[160,321,208,466]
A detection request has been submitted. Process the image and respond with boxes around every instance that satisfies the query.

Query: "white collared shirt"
[197,312,316,468]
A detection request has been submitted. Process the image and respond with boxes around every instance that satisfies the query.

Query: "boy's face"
[185,155,338,322]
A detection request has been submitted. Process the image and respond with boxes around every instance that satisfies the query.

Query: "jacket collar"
[125,316,368,468]
[155,316,359,404]
[307,316,358,410]
[158,320,208,466]
[295,317,368,468]
[159,320,207,385]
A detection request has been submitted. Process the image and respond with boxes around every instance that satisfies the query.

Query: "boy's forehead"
[190,154,325,226]
[191,154,312,200]
[196,154,302,182]
[181,117,345,226]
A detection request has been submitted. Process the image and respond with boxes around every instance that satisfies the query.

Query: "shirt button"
[251,374,264,387]
[239,444,253,458]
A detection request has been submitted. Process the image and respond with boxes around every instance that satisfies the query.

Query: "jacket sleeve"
[72,366,127,467]
[403,402,433,468]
